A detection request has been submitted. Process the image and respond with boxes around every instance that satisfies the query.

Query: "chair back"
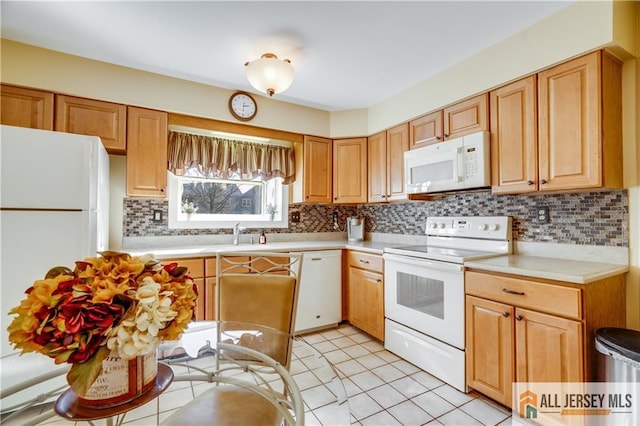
[216,251,302,367]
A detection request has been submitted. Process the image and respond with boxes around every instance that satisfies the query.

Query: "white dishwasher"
[292,250,342,334]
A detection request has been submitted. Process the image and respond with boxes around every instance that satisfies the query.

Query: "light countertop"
[465,254,629,284]
[124,238,628,284]
[127,239,395,259]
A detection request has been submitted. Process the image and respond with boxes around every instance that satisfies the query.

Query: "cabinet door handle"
[375,279,382,283]
[516,315,523,321]
[444,133,449,139]
[502,288,525,296]
[415,135,441,144]
[526,180,534,185]
[311,258,323,261]
[359,259,370,264]
[540,179,547,184]
[502,312,510,317]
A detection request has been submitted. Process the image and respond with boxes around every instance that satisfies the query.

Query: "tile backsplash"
[123,189,628,247]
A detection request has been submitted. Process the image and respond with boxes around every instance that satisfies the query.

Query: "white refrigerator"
[0,125,109,360]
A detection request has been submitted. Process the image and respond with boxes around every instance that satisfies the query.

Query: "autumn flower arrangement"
[7,252,198,396]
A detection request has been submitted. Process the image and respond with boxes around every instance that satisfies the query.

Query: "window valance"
[168,131,296,184]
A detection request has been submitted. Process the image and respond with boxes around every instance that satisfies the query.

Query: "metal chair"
[215,251,303,368]
[161,252,304,426]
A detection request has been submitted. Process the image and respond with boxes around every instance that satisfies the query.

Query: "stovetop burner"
[384,216,513,263]
[385,244,506,263]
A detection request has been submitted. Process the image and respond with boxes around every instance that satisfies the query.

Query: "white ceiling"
[1,1,573,111]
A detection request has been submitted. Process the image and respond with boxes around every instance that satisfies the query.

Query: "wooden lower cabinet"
[466,296,514,406]
[515,308,583,384]
[465,270,624,408]
[346,251,384,340]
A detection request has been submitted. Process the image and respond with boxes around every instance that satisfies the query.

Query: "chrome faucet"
[232,223,246,245]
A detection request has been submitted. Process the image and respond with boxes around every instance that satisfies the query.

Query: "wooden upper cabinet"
[55,95,127,154]
[409,94,487,149]
[333,137,367,203]
[443,93,489,140]
[538,50,622,191]
[126,106,168,197]
[490,76,538,194]
[1,85,54,130]
[302,135,332,203]
[409,110,443,149]
[369,124,408,203]
[368,131,387,203]
[386,124,408,201]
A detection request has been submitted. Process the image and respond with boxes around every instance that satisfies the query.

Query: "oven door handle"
[383,253,464,272]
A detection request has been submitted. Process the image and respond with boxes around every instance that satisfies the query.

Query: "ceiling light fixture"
[245,53,294,97]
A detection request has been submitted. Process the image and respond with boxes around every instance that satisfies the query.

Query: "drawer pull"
[516,315,523,321]
[502,288,525,296]
[502,312,510,318]
[311,258,323,261]
[359,259,370,264]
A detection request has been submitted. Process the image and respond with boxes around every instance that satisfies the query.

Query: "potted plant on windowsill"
[266,203,277,221]
[181,200,198,219]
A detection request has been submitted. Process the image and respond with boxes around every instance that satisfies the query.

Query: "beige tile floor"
[3,324,514,425]
[299,325,513,426]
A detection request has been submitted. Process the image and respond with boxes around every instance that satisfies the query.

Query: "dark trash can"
[595,327,640,383]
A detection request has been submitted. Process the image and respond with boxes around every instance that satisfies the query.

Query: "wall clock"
[228,91,257,121]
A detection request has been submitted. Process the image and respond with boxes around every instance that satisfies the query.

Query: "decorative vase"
[268,213,275,221]
[77,350,158,408]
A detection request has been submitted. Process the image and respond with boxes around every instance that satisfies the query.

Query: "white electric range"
[383,216,512,392]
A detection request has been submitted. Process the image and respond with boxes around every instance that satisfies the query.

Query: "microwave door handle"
[454,147,464,182]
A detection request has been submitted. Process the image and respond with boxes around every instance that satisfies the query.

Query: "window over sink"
[167,172,287,229]
[166,126,294,230]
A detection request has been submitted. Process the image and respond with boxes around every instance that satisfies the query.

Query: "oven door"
[383,253,465,349]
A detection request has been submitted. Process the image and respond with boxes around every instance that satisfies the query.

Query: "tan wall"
[108,156,127,251]
[0,39,331,138]
[365,1,618,134]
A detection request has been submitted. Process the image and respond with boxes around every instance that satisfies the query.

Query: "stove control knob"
[429,222,438,229]
[489,223,499,231]
[478,224,487,230]
[438,222,446,229]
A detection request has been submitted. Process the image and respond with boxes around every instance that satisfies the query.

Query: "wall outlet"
[536,206,549,223]
[291,211,300,223]
[152,209,163,223]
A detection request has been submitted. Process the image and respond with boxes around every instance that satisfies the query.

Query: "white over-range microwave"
[404,131,490,194]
